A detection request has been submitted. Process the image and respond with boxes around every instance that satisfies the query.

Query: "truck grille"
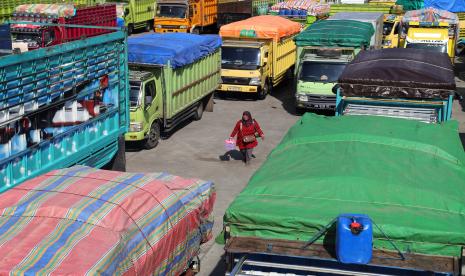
[307,95,336,104]
[161,25,181,29]
[222,77,250,85]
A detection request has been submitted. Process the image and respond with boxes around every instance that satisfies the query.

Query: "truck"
[217,15,300,100]
[329,12,384,49]
[217,0,273,28]
[125,33,221,148]
[0,0,97,23]
[154,0,217,34]
[329,3,393,15]
[0,26,128,191]
[222,113,465,275]
[336,48,455,123]
[401,8,459,62]
[294,20,374,112]
[112,0,156,35]
[382,14,401,48]
[10,4,116,51]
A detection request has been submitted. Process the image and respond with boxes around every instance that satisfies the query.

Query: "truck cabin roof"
[338,48,455,100]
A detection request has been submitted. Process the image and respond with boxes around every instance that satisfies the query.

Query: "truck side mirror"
[124,8,130,16]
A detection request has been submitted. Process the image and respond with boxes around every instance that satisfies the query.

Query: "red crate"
[64,4,116,42]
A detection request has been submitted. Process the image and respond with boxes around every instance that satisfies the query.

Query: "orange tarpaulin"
[219,15,301,41]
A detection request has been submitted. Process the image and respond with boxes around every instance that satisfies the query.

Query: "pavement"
[125,63,465,275]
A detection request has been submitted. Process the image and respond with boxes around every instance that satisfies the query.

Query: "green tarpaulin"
[224,114,465,257]
[294,20,374,48]
[396,0,424,11]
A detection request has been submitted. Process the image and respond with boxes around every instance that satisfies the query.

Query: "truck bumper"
[125,131,146,141]
[155,28,187,33]
[217,84,258,93]
[296,95,336,110]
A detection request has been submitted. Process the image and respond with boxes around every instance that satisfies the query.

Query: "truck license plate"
[227,86,242,92]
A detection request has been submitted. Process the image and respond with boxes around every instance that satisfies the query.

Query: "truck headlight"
[155,25,162,28]
[249,77,261,86]
[129,122,143,132]
[180,25,187,29]
[297,94,307,102]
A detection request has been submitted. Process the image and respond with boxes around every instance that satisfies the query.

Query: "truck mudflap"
[225,237,461,276]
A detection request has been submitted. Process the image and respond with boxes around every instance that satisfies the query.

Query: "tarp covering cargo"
[219,15,301,41]
[338,48,455,99]
[425,0,465,13]
[0,166,216,275]
[395,0,424,11]
[224,114,465,257]
[14,4,76,17]
[294,20,374,47]
[402,7,459,25]
[128,33,222,68]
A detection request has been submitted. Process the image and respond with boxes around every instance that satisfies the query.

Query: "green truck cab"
[295,48,354,111]
[294,20,375,113]
[125,33,221,149]
[113,0,156,34]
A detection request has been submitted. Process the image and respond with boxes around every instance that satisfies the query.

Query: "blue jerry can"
[336,214,373,264]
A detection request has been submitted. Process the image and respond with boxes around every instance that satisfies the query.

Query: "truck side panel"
[272,36,296,85]
[65,4,116,42]
[200,0,217,26]
[131,0,155,28]
[0,31,128,191]
[165,49,220,119]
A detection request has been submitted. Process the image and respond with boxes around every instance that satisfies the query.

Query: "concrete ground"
[126,68,465,276]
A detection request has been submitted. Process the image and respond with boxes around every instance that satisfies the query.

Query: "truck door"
[143,79,158,127]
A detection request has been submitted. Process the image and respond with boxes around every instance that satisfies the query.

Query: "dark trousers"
[241,148,253,163]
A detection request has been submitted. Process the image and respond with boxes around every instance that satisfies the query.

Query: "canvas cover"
[14,4,76,18]
[294,20,374,47]
[424,0,465,13]
[396,0,424,11]
[0,166,216,275]
[224,114,465,257]
[219,15,301,41]
[402,7,459,25]
[128,33,222,68]
[338,48,455,99]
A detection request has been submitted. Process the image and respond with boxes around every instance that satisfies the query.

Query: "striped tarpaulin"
[0,166,216,275]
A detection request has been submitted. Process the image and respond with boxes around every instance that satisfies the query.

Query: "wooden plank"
[225,237,460,274]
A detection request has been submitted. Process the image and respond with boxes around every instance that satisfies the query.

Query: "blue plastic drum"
[336,214,373,264]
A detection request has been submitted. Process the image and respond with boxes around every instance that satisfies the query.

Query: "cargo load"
[395,0,423,11]
[424,0,465,13]
[126,33,221,148]
[0,166,215,275]
[329,3,393,15]
[329,12,384,48]
[402,7,459,25]
[338,48,455,99]
[217,0,277,27]
[223,113,465,275]
[295,19,374,48]
[219,15,301,41]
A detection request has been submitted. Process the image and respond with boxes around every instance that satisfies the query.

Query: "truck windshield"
[222,47,260,70]
[12,32,41,48]
[157,5,187,18]
[405,43,447,54]
[130,81,142,107]
[300,62,347,83]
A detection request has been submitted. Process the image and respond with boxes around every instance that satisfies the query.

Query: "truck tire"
[191,28,200,34]
[257,83,269,100]
[107,135,126,172]
[193,102,204,121]
[145,20,153,32]
[128,24,134,36]
[144,122,160,149]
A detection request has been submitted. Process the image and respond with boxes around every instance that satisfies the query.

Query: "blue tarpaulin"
[425,0,465,13]
[128,33,222,68]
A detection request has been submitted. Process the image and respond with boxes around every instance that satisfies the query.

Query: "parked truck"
[125,33,221,148]
[154,0,217,34]
[0,27,128,190]
[336,48,455,123]
[217,15,300,99]
[10,4,116,51]
[112,0,156,35]
[382,14,401,48]
[217,0,273,28]
[401,8,459,62]
[294,20,374,112]
[222,113,465,275]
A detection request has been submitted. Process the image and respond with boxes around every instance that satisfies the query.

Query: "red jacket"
[230,120,264,149]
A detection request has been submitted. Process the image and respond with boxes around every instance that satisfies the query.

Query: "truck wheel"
[257,83,269,100]
[145,122,160,149]
[128,24,134,36]
[107,135,126,172]
[191,28,200,34]
[193,102,204,121]
[145,20,153,32]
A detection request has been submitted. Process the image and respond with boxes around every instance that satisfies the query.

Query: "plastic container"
[224,138,236,151]
[336,213,373,264]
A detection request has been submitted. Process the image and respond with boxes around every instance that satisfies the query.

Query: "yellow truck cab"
[218,16,300,99]
[154,0,217,33]
[405,26,451,56]
[382,14,401,48]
